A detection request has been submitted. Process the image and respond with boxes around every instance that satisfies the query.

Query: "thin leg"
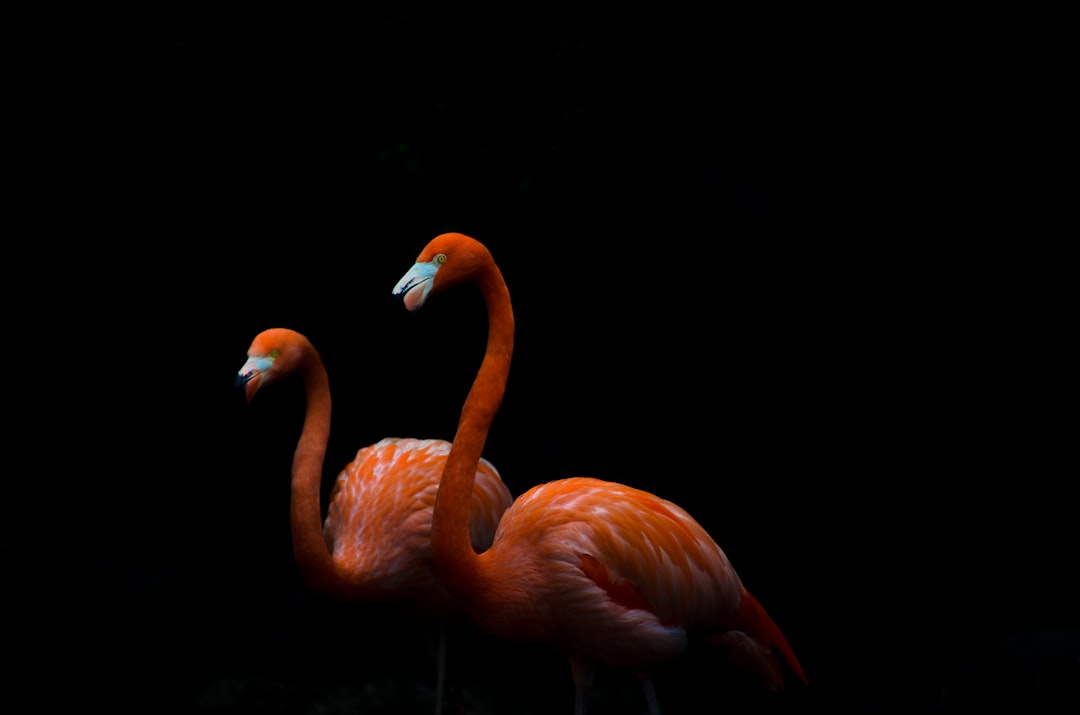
[568,656,596,715]
[574,686,588,715]
[641,677,661,715]
[434,624,447,715]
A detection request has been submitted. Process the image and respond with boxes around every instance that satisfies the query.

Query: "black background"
[11,5,1074,714]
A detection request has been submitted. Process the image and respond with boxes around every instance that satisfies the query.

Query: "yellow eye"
[435,253,447,265]
[270,349,280,359]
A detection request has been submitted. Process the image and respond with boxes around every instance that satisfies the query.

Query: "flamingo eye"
[269,349,280,359]
[434,253,447,265]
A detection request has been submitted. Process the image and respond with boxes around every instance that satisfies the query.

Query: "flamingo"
[391,233,808,714]
[236,327,514,715]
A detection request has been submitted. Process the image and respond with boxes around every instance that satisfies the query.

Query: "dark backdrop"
[11,5,1074,714]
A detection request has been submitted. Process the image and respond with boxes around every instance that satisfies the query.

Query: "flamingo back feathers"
[490,478,743,628]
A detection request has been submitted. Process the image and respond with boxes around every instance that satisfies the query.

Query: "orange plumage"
[323,437,511,613]
[393,234,806,715]
[237,328,513,714]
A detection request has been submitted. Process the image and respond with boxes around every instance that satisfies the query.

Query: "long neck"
[289,352,349,596]
[431,260,514,599]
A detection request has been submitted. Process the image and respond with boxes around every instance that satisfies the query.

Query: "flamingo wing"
[479,477,743,668]
[537,478,741,622]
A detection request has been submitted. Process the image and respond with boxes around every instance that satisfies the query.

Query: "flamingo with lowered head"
[391,233,807,714]
[236,327,513,715]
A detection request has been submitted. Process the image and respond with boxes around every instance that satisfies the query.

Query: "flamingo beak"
[237,356,271,404]
[392,262,438,312]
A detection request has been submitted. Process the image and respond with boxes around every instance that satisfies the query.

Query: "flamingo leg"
[641,677,661,715]
[421,624,449,715]
[434,624,446,715]
[569,656,597,715]
[574,686,587,715]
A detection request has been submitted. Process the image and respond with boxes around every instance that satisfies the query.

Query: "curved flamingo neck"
[289,348,349,597]
[432,258,514,599]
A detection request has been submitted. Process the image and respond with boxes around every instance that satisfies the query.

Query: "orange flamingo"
[392,234,808,714]
[236,327,513,715]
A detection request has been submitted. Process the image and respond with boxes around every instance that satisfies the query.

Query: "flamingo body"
[392,234,806,713]
[322,436,509,619]
[473,477,742,663]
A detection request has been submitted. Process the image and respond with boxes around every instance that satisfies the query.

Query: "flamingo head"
[236,328,310,404]
[392,232,492,311]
